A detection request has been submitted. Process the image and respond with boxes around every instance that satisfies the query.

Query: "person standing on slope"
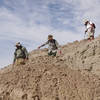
[13,42,29,66]
[84,20,96,41]
[38,35,61,56]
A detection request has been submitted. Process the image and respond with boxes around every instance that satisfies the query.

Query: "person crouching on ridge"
[13,42,29,66]
[38,35,61,57]
[84,20,96,41]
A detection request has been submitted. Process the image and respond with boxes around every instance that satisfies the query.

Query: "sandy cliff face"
[0,37,100,100]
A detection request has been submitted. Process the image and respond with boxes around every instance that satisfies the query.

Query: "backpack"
[89,22,96,29]
[91,23,96,29]
[15,47,26,59]
[48,39,58,49]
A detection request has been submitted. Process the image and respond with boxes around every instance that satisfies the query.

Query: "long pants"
[87,28,95,39]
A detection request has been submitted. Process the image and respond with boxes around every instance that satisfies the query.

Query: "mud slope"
[0,37,100,100]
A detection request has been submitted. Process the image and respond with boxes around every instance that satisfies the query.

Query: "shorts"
[15,58,25,66]
[48,50,57,56]
[87,28,95,38]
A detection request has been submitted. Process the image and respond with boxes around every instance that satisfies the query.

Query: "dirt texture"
[0,37,100,100]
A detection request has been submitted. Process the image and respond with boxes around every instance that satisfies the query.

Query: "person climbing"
[13,42,29,66]
[84,20,96,41]
[38,35,61,56]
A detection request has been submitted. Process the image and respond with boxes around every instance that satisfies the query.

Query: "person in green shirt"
[13,42,29,66]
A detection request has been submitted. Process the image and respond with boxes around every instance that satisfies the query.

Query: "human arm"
[55,40,62,54]
[38,41,49,49]
[55,40,60,49]
[13,52,16,65]
[23,47,29,59]
[85,29,88,34]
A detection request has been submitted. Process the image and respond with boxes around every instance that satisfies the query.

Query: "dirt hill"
[0,37,100,100]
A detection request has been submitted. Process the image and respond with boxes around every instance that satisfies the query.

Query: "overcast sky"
[0,0,100,68]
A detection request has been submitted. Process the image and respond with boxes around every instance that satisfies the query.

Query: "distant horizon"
[0,0,100,68]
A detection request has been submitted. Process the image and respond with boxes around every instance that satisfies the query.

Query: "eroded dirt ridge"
[0,37,100,100]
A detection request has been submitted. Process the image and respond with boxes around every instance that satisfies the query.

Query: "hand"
[38,46,41,49]
[85,30,87,33]
[25,58,29,60]
[24,58,28,62]
[59,50,62,54]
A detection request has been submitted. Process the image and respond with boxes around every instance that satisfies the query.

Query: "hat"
[83,19,89,25]
[48,35,53,38]
[15,42,21,46]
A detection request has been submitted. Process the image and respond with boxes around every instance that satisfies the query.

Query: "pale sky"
[0,0,100,68]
